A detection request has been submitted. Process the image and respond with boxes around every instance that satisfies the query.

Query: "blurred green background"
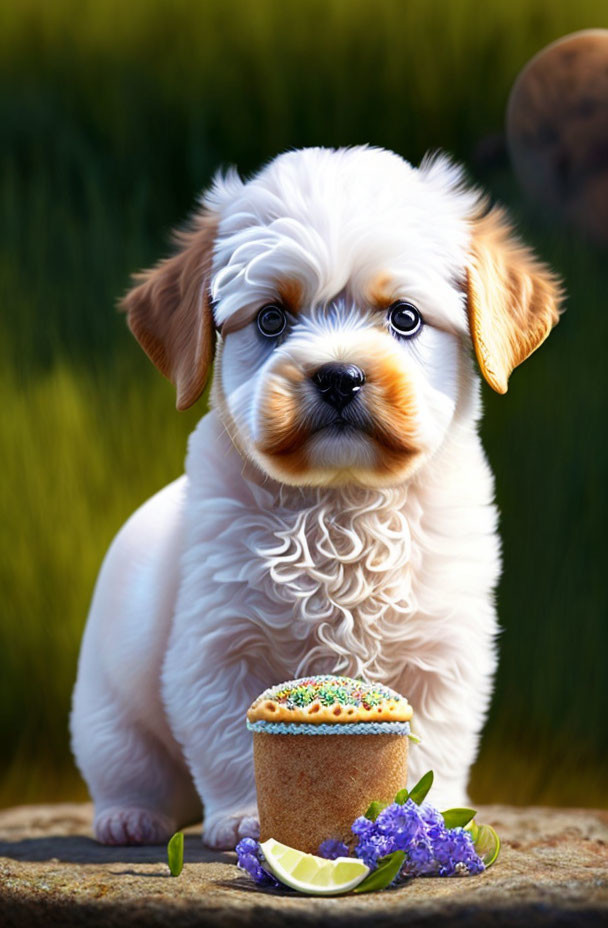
[1,0,607,810]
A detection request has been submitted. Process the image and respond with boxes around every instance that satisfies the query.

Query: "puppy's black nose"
[312,362,366,411]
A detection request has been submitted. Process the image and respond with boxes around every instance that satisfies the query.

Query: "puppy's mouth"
[258,399,413,460]
[309,408,371,438]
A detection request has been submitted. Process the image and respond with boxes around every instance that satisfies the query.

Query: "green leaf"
[465,820,480,842]
[407,732,422,744]
[167,832,184,877]
[364,799,389,821]
[353,851,406,893]
[394,787,409,804]
[473,823,501,868]
[408,770,434,805]
[441,808,477,829]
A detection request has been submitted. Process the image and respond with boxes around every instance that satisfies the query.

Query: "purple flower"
[351,796,485,881]
[419,801,444,828]
[236,837,259,855]
[352,815,375,839]
[446,828,485,875]
[235,837,279,887]
[238,852,267,882]
[354,799,425,860]
[419,824,484,877]
[404,835,435,875]
[355,830,393,869]
[318,838,349,860]
[377,801,424,848]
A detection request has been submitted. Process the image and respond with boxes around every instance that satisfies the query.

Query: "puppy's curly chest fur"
[176,412,500,710]
[230,481,415,681]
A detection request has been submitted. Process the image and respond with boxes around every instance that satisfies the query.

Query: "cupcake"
[247,675,413,854]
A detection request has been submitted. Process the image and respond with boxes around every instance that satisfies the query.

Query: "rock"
[506,29,608,246]
[0,803,607,927]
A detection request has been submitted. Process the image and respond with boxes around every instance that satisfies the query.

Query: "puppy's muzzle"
[311,362,366,413]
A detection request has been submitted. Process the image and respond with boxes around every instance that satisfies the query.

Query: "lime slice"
[473,824,501,867]
[259,838,369,895]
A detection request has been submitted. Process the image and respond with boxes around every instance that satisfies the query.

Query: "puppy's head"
[122,147,563,488]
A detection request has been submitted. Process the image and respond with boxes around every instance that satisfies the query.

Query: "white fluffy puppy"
[70,146,562,849]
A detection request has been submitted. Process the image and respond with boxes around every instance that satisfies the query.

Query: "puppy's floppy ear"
[120,209,218,410]
[465,204,564,394]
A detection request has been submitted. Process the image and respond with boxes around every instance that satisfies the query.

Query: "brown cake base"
[253,731,408,854]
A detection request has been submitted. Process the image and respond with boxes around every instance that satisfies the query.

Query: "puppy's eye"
[257,304,287,338]
[388,301,422,338]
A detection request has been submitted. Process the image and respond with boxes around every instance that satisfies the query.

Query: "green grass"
[1,0,607,809]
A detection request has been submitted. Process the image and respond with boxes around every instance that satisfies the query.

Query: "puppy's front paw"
[203,807,260,850]
[94,806,175,846]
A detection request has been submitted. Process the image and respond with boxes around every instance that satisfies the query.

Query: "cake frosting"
[246,674,413,731]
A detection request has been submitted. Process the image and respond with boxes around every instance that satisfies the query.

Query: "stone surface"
[0,802,606,927]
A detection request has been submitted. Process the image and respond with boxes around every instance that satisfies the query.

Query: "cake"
[247,675,414,854]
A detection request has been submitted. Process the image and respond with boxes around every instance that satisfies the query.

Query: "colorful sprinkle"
[250,675,408,712]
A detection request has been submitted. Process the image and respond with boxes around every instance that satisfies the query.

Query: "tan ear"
[120,210,218,410]
[466,205,564,394]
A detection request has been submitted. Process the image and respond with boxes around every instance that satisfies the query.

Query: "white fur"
[71,146,502,849]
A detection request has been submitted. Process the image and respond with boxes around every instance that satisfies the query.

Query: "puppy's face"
[219,294,455,487]
[213,179,467,485]
[122,147,563,488]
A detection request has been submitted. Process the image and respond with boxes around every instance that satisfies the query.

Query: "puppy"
[70,146,562,849]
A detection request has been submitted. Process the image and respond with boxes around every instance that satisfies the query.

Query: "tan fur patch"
[272,357,307,385]
[255,358,309,472]
[120,211,219,410]
[277,278,303,313]
[361,344,422,472]
[366,271,396,308]
[257,382,312,459]
[466,204,564,393]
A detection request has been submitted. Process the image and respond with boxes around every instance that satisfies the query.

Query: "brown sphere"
[507,29,608,245]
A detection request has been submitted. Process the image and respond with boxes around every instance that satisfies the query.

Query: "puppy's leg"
[406,710,476,809]
[400,632,497,809]
[71,672,201,845]
[163,645,265,850]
